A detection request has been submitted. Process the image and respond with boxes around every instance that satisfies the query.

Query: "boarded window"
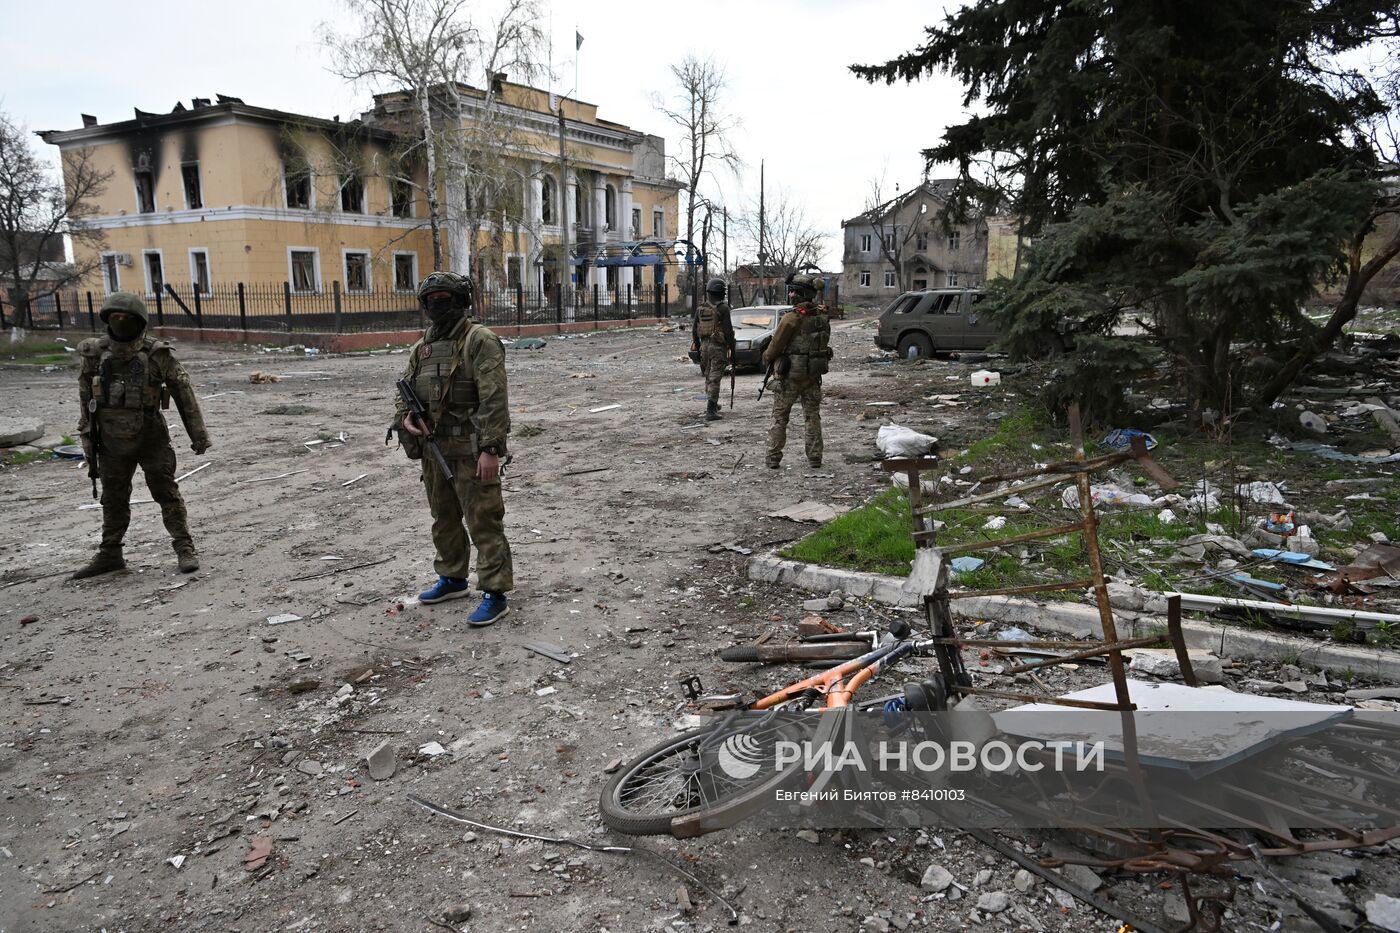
[290,250,318,292]
[182,163,202,209]
[390,179,413,218]
[285,167,311,209]
[345,252,370,292]
[190,251,210,294]
[394,254,417,291]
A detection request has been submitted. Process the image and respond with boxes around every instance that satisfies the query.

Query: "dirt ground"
[2,320,1396,932]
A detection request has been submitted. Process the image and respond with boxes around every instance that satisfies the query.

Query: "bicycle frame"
[751,636,932,710]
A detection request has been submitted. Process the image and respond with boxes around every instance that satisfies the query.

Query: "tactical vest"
[409,321,481,460]
[783,307,832,378]
[88,338,167,456]
[696,301,726,343]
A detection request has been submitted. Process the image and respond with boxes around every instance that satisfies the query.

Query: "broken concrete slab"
[0,417,44,448]
[920,864,954,892]
[1127,648,1224,684]
[768,501,848,523]
[1366,893,1400,932]
[366,741,396,780]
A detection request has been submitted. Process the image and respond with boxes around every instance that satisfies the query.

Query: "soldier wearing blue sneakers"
[392,272,514,626]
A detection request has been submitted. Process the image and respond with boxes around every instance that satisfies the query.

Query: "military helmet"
[705,277,726,298]
[99,291,149,323]
[417,271,474,310]
[786,271,822,299]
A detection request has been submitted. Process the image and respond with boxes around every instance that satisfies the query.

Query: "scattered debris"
[266,613,302,626]
[418,741,447,757]
[950,556,985,575]
[509,337,547,350]
[243,836,273,871]
[920,864,954,892]
[237,469,309,486]
[1298,410,1328,433]
[248,371,281,384]
[568,372,596,379]
[768,501,847,523]
[707,542,753,556]
[524,642,572,664]
[175,462,212,483]
[970,369,1001,387]
[588,403,622,413]
[166,855,186,870]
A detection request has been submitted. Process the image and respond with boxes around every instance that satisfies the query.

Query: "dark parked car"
[874,288,997,359]
[688,305,791,370]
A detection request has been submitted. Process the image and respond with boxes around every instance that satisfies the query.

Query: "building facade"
[839,180,1017,306]
[39,82,682,298]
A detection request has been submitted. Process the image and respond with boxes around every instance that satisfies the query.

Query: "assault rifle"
[85,401,100,498]
[757,361,775,402]
[396,379,455,481]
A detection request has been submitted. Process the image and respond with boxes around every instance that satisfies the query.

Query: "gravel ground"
[1,319,1396,932]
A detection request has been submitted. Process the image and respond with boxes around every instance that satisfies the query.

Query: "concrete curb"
[747,553,1400,682]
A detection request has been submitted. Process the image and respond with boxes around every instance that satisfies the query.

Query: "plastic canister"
[970,370,1001,387]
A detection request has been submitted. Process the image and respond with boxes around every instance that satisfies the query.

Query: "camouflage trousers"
[700,342,729,405]
[96,441,194,557]
[766,377,823,466]
[422,457,514,592]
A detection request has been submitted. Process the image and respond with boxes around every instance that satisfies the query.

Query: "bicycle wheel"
[600,719,799,837]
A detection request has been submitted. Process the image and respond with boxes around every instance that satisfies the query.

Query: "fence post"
[592,283,599,329]
[283,282,293,332]
[663,283,669,319]
[192,284,203,329]
[333,280,343,333]
[516,283,524,328]
[237,283,247,331]
[54,291,64,330]
[86,292,96,331]
[626,283,632,321]
[154,287,165,326]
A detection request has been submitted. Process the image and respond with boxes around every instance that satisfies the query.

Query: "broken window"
[190,250,210,294]
[182,163,202,209]
[340,175,365,213]
[144,252,164,295]
[345,251,370,292]
[541,175,556,224]
[290,250,318,292]
[930,293,959,314]
[948,230,961,251]
[135,168,155,213]
[890,294,919,314]
[859,270,871,287]
[390,179,413,218]
[285,166,311,209]
[102,254,120,293]
[394,253,417,291]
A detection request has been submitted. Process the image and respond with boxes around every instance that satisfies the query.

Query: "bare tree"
[653,55,740,282]
[739,186,825,300]
[0,112,109,327]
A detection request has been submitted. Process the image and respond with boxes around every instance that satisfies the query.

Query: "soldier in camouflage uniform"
[761,272,832,469]
[691,277,734,422]
[393,272,514,626]
[72,293,211,579]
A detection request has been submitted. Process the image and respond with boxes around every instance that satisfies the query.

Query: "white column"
[594,175,608,237]
[566,168,578,230]
[617,179,635,297]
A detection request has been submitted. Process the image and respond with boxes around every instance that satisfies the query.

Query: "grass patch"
[4,341,76,366]
[3,449,53,465]
[783,488,914,576]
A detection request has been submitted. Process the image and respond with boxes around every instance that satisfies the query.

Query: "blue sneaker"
[419,576,470,604]
[468,591,510,627]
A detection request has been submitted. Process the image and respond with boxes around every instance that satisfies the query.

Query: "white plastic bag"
[877,424,938,458]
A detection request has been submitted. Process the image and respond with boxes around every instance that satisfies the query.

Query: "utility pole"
[757,159,767,304]
[557,100,569,313]
[722,206,728,286]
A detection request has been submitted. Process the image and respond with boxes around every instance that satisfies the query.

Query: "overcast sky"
[1,0,967,269]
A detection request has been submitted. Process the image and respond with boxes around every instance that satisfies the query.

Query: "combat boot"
[176,546,200,574]
[71,551,126,580]
[705,400,722,422]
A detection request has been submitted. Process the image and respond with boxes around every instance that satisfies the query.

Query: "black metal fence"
[2,281,695,334]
